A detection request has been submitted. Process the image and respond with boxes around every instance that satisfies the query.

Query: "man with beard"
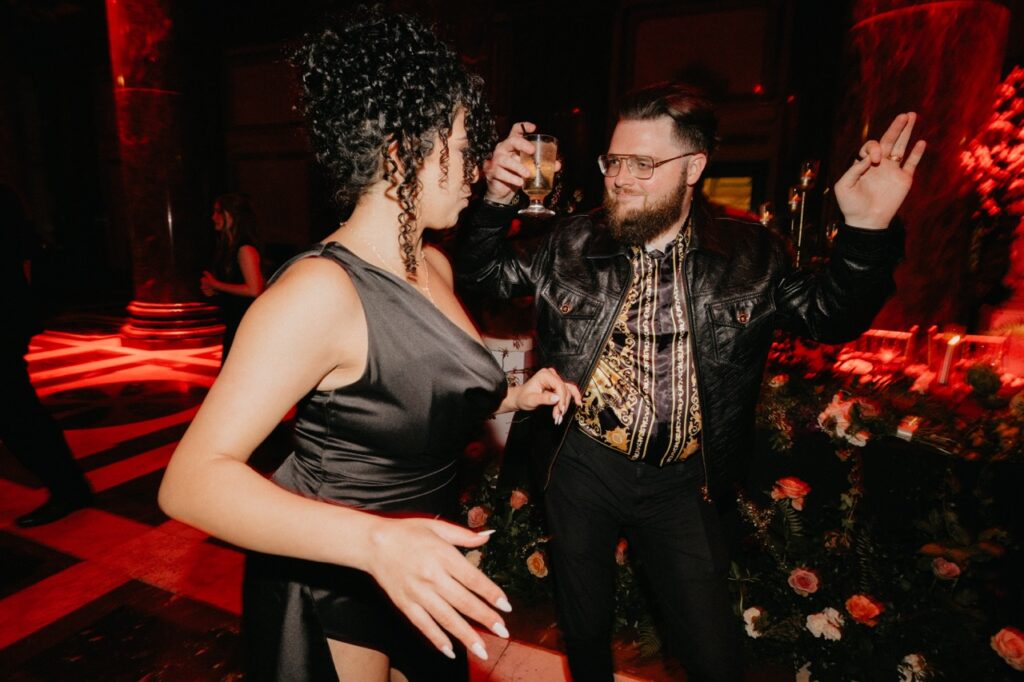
[456,82,925,681]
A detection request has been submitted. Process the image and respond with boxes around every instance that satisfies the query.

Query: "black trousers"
[0,344,91,501]
[545,427,741,682]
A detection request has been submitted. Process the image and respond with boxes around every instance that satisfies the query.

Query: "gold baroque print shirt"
[575,226,702,465]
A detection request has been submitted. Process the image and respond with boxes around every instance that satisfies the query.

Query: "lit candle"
[937,335,961,385]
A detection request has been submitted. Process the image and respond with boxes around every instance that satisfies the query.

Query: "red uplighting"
[753,83,764,95]
[786,94,797,104]
[571,107,581,115]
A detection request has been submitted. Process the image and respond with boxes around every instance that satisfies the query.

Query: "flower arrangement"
[734,336,1023,680]
[961,67,1024,308]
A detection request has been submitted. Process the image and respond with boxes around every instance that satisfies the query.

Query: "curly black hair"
[293,5,496,274]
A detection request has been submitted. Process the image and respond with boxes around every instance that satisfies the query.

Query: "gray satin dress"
[242,242,507,681]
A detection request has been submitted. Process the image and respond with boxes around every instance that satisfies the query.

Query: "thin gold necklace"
[355,231,436,306]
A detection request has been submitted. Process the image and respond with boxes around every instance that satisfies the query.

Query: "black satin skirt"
[241,479,469,682]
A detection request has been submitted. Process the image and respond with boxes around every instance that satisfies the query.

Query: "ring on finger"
[888,152,903,163]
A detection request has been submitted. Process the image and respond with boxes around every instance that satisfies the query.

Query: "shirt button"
[560,303,572,314]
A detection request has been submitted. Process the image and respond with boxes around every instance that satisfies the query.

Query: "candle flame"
[949,335,961,346]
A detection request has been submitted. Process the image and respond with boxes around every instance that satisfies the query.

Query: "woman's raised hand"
[362,516,511,661]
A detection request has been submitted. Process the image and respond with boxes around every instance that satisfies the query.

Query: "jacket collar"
[584,195,731,260]
[688,195,731,259]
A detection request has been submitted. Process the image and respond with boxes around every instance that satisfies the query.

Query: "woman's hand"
[363,517,511,661]
[500,367,582,424]
[835,112,926,229]
[200,271,219,296]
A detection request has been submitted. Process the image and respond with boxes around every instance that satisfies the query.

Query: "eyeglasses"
[597,152,697,179]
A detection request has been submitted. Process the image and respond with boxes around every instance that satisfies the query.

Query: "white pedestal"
[483,335,536,450]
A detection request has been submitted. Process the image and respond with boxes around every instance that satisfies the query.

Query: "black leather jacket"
[455,197,902,501]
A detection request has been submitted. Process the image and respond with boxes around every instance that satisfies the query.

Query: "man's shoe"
[15,495,93,528]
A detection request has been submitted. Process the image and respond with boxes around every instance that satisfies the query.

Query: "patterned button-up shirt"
[574,225,702,465]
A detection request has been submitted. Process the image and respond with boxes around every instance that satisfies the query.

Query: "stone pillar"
[830,0,1009,328]
[105,0,221,348]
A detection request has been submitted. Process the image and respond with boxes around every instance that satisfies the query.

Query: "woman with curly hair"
[158,7,580,682]
[200,192,265,361]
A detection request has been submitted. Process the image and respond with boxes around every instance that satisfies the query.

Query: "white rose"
[805,607,844,641]
[742,606,764,639]
[898,653,929,681]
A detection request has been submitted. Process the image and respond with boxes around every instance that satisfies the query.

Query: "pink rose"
[788,567,820,597]
[467,505,490,529]
[509,489,529,510]
[992,627,1024,671]
[845,594,885,626]
[526,550,549,578]
[771,477,811,510]
[932,556,961,580]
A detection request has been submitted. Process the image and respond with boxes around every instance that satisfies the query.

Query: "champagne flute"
[519,133,558,217]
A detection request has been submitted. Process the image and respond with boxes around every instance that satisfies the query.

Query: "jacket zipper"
[682,247,713,502]
[543,254,634,489]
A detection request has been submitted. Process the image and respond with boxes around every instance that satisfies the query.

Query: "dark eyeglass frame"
[597,152,699,179]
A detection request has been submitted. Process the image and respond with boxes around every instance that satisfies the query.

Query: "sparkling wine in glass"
[519,133,558,217]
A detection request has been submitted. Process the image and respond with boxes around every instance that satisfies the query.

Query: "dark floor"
[0,320,789,681]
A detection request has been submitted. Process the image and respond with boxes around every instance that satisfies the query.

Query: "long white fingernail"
[441,645,456,659]
[491,621,510,638]
[471,642,489,661]
[495,597,512,613]
[477,529,496,536]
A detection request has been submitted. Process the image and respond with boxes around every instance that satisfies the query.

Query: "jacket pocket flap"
[540,287,601,318]
[707,295,772,329]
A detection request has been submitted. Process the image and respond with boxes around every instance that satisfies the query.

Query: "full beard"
[603,175,690,246]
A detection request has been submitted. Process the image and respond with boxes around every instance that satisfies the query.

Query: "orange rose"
[845,594,884,626]
[771,477,811,510]
[787,567,820,597]
[932,557,961,580]
[526,550,549,578]
[978,541,1006,557]
[509,489,529,510]
[467,505,490,529]
[614,538,628,566]
[992,627,1024,671]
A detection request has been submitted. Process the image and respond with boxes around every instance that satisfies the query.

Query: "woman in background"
[159,7,580,681]
[200,192,265,360]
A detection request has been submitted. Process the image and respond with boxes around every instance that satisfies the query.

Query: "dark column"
[830,0,1009,328]
[105,0,221,348]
